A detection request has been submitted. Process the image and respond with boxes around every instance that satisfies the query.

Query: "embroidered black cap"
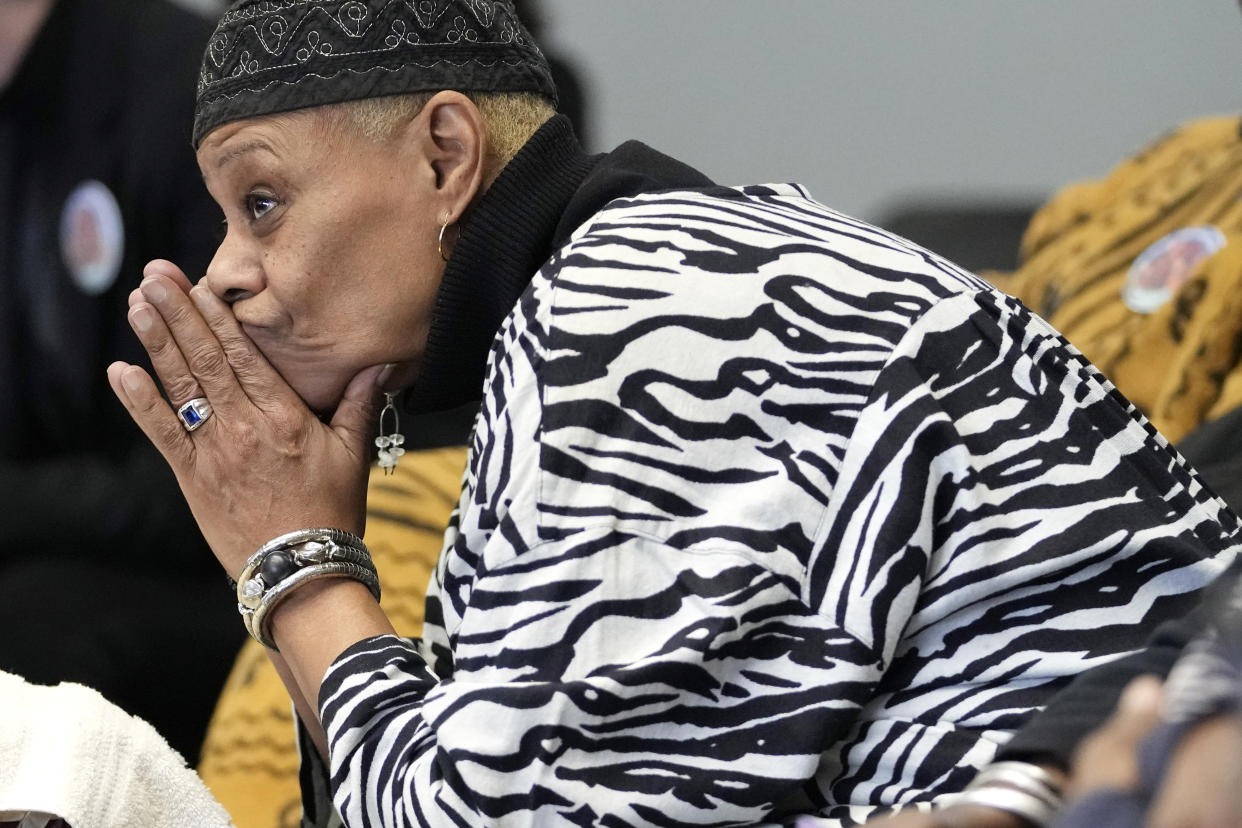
[193,0,557,147]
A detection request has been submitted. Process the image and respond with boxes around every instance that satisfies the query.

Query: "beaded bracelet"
[233,529,381,651]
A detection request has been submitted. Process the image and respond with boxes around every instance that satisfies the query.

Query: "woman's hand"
[1063,675,1242,828]
[1061,675,1164,802]
[106,259,387,577]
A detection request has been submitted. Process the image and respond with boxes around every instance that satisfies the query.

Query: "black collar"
[405,114,713,412]
[405,115,598,412]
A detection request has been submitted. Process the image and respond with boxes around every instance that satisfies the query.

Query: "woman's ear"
[418,90,488,221]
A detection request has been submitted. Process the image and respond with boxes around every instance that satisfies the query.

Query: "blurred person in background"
[0,0,242,763]
[986,114,1242,512]
[512,0,590,150]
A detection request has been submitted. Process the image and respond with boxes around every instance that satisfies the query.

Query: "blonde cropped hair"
[336,91,556,178]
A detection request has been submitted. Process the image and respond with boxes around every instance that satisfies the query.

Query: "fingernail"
[375,363,396,388]
[121,368,144,393]
[141,277,167,303]
[189,284,212,310]
[130,306,154,333]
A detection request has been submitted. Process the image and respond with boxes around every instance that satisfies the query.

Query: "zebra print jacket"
[307,140,1241,827]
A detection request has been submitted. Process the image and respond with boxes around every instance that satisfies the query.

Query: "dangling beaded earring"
[375,393,405,474]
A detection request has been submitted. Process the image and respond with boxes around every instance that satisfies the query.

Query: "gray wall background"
[536,1,1242,223]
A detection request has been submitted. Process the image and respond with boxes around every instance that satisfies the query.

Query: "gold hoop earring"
[438,218,454,262]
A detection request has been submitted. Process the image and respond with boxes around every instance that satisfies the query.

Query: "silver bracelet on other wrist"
[943,760,1064,828]
[971,761,1063,802]
[946,785,1057,827]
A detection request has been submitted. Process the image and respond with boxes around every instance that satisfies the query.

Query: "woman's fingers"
[1065,676,1164,801]
[127,300,206,413]
[186,283,293,410]
[135,260,295,412]
[106,361,194,470]
[143,259,195,293]
[138,273,248,410]
[129,260,191,310]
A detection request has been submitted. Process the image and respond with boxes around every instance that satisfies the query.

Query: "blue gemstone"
[182,406,203,427]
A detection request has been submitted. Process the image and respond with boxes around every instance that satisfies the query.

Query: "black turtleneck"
[405,114,714,414]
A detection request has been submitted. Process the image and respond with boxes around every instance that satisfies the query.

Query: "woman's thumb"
[331,363,395,452]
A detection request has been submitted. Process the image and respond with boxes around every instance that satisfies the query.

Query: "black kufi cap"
[193,0,557,146]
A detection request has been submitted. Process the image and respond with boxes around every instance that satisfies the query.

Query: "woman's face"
[196,109,444,414]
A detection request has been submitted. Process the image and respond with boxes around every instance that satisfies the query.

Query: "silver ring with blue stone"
[177,397,213,432]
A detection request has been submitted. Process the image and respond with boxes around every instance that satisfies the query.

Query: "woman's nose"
[203,230,265,304]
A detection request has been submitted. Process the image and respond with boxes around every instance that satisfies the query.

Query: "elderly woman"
[107,1,1239,826]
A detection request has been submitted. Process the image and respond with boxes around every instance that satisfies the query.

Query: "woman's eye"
[244,192,279,221]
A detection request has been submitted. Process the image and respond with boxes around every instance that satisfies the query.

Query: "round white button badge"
[1122,225,1225,314]
[59,180,125,296]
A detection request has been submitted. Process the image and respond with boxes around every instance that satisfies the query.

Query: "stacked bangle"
[234,529,381,651]
[944,761,1064,827]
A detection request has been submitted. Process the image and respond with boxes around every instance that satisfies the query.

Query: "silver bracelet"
[233,528,380,651]
[970,761,1063,803]
[252,528,367,561]
[235,528,372,610]
[245,561,382,650]
[973,761,1063,790]
[946,785,1058,827]
[944,760,1063,828]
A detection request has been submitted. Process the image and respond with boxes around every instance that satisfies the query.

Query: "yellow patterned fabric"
[197,446,467,828]
[990,116,1242,443]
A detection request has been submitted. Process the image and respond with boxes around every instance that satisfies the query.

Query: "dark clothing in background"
[1174,404,1242,515]
[0,0,242,763]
